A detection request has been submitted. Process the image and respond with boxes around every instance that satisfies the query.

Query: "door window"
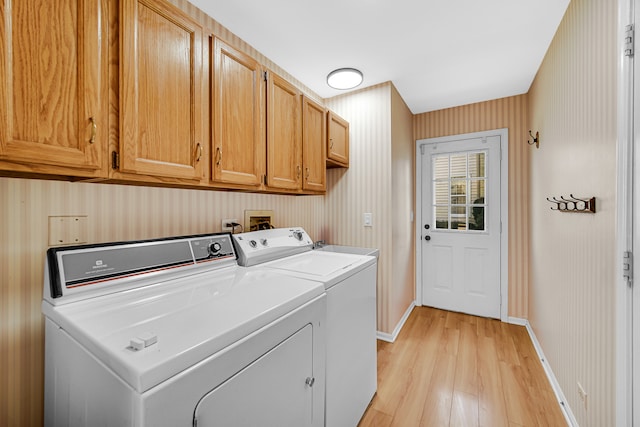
[433,151,487,231]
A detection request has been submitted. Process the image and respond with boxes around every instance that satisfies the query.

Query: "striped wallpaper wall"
[413,94,530,318]
[324,83,395,331]
[390,85,416,329]
[324,82,416,335]
[0,178,325,426]
[527,0,617,425]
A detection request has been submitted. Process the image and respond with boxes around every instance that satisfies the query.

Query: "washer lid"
[42,266,324,393]
[267,251,364,276]
[264,250,377,289]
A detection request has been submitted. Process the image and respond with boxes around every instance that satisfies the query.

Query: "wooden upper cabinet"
[327,111,349,168]
[119,0,204,181]
[266,71,302,190]
[302,97,326,192]
[0,0,108,176]
[211,37,264,187]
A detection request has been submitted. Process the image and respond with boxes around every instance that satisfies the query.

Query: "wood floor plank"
[388,315,445,427]
[418,353,457,427]
[360,307,568,427]
[369,309,428,416]
[453,320,479,396]
[495,323,522,365]
[450,390,479,427]
[358,407,393,427]
[478,335,510,427]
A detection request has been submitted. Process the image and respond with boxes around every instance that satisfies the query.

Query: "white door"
[419,135,501,318]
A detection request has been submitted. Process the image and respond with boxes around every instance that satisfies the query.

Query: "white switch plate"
[48,216,88,246]
[363,213,373,227]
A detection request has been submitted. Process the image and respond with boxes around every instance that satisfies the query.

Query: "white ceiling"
[189,0,570,114]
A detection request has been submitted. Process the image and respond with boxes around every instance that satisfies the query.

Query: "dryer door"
[193,324,316,426]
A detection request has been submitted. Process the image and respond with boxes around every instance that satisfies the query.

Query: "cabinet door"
[327,111,349,168]
[302,96,326,192]
[266,71,302,190]
[0,0,107,176]
[120,0,204,180]
[212,38,264,186]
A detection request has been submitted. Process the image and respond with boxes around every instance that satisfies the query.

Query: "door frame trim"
[616,0,634,424]
[415,128,509,321]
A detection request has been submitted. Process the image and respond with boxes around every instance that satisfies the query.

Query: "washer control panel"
[233,227,313,267]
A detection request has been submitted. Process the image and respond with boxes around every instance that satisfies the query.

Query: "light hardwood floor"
[358,307,568,427]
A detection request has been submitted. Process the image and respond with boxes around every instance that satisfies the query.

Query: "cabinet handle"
[216,147,222,166]
[305,377,315,387]
[89,117,97,144]
[305,167,310,180]
[195,143,203,162]
[296,165,301,179]
[329,138,334,149]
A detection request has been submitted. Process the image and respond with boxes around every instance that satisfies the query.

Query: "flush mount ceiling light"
[327,68,363,90]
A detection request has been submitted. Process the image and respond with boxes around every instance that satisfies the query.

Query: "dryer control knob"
[249,240,258,248]
[293,231,303,241]
[260,238,268,246]
[208,242,222,255]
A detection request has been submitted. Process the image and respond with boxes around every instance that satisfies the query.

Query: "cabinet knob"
[305,377,315,387]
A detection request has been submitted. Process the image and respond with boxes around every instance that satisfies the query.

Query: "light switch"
[363,213,373,227]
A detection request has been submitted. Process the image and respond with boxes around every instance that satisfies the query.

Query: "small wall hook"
[528,130,540,149]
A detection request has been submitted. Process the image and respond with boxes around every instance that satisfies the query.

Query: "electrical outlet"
[221,218,239,233]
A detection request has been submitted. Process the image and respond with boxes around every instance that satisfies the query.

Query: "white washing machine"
[42,232,326,427]
[233,227,378,427]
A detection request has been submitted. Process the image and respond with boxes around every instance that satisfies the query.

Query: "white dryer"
[233,227,378,427]
[42,232,326,427]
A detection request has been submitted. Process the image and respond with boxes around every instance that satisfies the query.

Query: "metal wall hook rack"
[546,194,596,213]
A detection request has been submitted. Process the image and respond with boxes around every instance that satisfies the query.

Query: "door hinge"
[111,151,119,169]
[193,416,198,427]
[624,24,634,57]
[623,250,633,282]
[263,174,267,185]
[263,70,268,81]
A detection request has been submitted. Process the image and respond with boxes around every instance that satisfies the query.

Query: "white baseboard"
[519,319,579,427]
[376,301,416,343]
[506,316,528,326]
